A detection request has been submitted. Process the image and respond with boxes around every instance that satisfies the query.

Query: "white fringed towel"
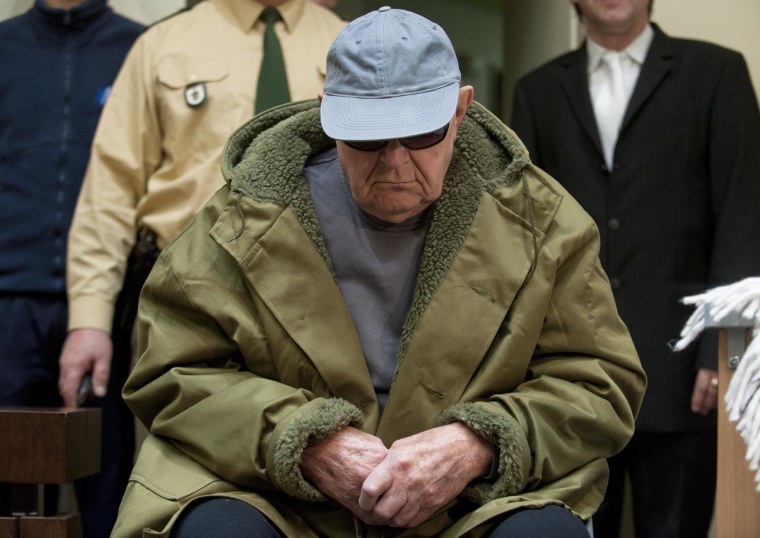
[673,277,760,491]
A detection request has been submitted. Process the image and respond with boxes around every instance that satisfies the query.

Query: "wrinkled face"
[572,0,650,40]
[336,87,474,223]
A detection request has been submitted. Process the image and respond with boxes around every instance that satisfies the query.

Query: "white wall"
[653,0,760,98]
[0,0,184,25]
[502,0,575,119]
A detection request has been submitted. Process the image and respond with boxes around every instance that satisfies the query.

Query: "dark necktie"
[255,7,291,113]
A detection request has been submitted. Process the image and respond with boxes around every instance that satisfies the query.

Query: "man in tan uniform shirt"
[58,0,345,532]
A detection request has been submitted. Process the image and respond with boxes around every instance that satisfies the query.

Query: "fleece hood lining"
[220,98,533,369]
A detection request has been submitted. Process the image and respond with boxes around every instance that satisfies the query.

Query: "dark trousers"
[594,429,717,538]
[489,504,590,537]
[72,324,135,538]
[0,293,135,537]
[171,498,589,538]
[74,234,159,537]
[0,294,67,407]
[0,231,158,537]
[0,294,68,515]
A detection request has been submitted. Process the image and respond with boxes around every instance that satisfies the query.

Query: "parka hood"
[221,98,531,198]
[217,98,541,374]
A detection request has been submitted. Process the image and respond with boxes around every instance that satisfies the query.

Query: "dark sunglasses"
[342,123,450,152]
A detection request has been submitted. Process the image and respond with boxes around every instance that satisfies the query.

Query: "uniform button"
[610,278,622,291]
[608,218,620,231]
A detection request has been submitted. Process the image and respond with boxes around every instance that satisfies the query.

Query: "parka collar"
[217,99,540,373]
[219,98,533,271]
[220,99,531,209]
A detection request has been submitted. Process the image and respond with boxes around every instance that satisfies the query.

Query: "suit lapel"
[622,25,674,133]
[559,48,604,157]
[559,28,675,159]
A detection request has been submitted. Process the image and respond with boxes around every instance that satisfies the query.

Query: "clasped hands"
[300,422,493,528]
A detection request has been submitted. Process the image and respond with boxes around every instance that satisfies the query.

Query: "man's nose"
[380,140,410,167]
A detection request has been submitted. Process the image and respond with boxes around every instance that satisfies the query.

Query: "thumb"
[91,356,112,398]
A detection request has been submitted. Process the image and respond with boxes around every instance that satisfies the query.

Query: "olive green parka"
[113,99,645,537]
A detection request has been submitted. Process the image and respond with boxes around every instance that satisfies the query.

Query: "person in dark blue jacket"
[0,0,141,535]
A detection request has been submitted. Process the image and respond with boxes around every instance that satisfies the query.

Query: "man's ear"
[455,86,474,124]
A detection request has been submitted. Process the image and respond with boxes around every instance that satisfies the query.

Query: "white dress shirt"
[587,25,654,168]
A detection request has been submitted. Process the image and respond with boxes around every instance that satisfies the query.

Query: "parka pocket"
[112,434,232,538]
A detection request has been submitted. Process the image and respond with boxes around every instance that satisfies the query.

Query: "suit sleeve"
[698,52,760,369]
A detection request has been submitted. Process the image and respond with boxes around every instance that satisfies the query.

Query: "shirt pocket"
[155,56,248,158]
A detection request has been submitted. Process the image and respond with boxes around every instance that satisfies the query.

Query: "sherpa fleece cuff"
[272,397,364,501]
[439,401,527,504]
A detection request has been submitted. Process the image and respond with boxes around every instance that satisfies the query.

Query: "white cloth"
[673,277,760,491]
[673,277,760,351]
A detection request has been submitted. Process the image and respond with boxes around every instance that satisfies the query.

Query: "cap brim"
[321,81,460,141]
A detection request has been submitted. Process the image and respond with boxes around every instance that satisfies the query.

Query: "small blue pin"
[96,86,112,106]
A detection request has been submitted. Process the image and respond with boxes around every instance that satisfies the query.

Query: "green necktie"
[255,7,291,113]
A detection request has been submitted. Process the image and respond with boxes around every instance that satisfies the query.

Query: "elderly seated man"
[112,7,645,537]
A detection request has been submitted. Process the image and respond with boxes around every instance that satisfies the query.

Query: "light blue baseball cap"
[320,6,461,142]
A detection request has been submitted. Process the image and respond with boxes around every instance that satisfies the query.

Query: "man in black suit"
[510,0,760,536]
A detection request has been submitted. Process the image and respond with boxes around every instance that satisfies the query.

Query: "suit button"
[610,277,622,291]
[608,218,620,231]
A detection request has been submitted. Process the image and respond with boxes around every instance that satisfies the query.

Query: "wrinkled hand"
[58,328,113,407]
[301,426,389,518]
[358,422,493,528]
[691,367,719,415]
